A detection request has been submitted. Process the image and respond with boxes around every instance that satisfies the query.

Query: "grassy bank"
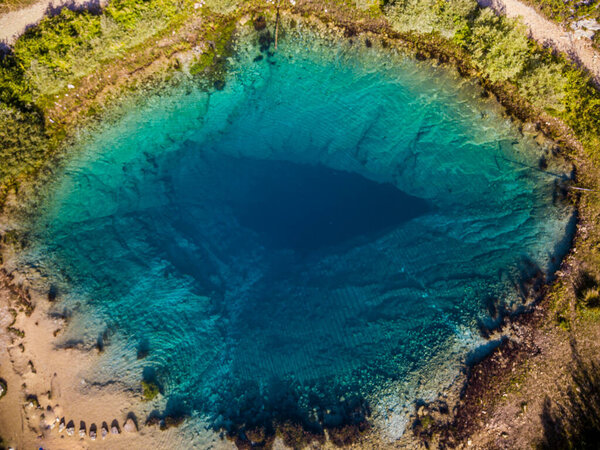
[2,0,600,448]
[0,0,232,207]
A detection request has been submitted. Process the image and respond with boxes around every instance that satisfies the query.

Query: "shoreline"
[0,1,597,448]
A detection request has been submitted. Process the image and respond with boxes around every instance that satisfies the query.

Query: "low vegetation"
[141,380,160,401]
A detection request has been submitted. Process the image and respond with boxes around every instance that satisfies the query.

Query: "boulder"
[0,379,6,399]
[101,424,108,439]
[66,420,75,436]
[123,418,137,433]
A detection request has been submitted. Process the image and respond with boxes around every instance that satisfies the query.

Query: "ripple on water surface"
[26,27,574,441]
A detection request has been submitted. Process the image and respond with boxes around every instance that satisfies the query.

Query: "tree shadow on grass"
[539,340,600,449]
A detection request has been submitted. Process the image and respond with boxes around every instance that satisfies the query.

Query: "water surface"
[26,27,574,441]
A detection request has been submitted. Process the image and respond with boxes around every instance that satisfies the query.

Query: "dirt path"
[0,0,93,44]
[478,0,600,85]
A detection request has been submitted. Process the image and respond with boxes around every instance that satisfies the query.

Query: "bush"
[141,380,160,401]
[386,0,477,37]
[516,54,567,112]
[468,9,530,82]
[582,288,600,308]
[0,104,47,185]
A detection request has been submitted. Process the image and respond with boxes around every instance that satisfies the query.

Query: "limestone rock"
[123,418,137,433]
[66,420,75,436]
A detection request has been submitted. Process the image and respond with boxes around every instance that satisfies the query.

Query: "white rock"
[67,84,75,89]
[575,18,600,31]
[79,428,86,437]
[90,430,96,440]
[123,418,137,433]
[101,425,108,439]
[66,425,74,436]
[111,425,119,434]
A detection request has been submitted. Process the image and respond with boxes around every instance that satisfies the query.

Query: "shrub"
[141,380,160,401]
[11,0,189,98]
[582,288,600,308]
[468,9,530,82]
[385,0,477,37]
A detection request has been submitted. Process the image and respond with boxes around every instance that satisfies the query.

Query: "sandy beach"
[0,252,170,449]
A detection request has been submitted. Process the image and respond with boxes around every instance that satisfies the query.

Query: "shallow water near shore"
[22,26,575,442]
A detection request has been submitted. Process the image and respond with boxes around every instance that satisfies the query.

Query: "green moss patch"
[142,380,160,401]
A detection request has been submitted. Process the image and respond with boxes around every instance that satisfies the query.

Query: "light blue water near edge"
[24,27,574,438]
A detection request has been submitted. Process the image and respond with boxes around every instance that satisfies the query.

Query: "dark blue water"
[193,155,431,251]
[25,28,574,442]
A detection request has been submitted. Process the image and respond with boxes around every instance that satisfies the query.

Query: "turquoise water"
[27,27,574,440]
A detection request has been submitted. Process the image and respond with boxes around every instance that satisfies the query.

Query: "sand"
[0,248,215,449]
